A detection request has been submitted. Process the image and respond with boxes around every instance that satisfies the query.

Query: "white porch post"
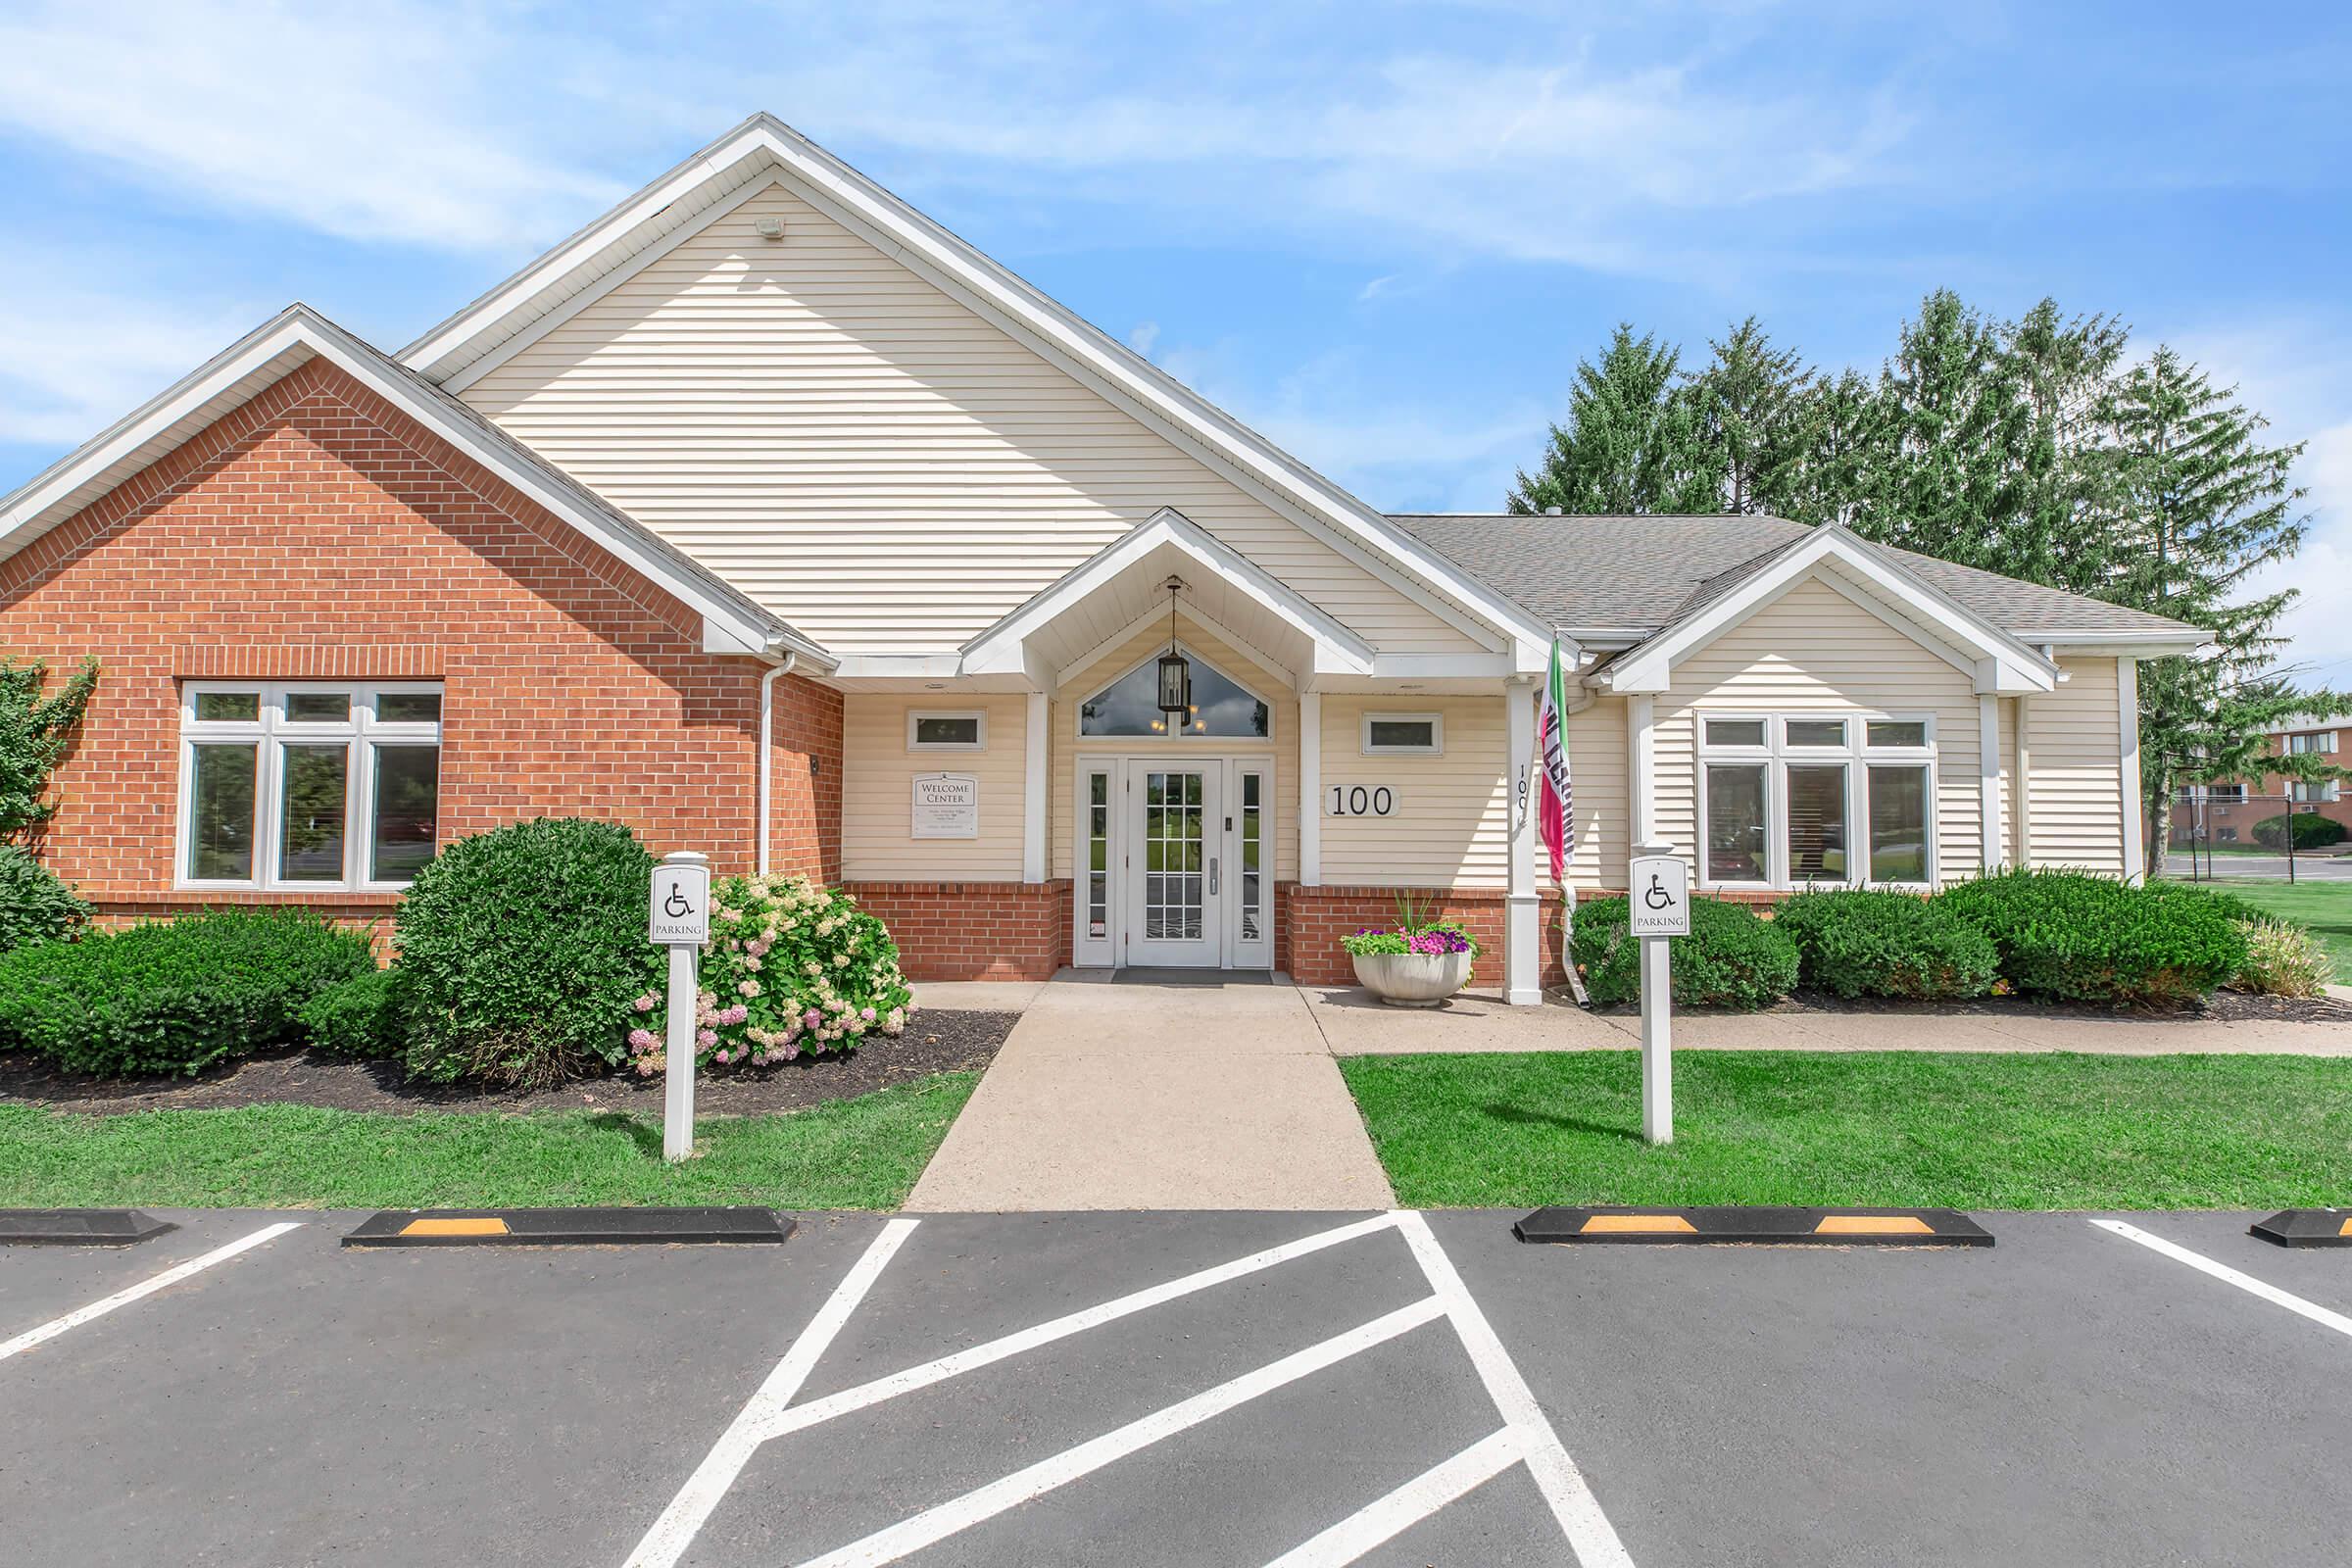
[2014,695,2033,867]
[1627,695,1655,851]
[1298,690,1322,886]
[1979,692,2002,873]
[1504,675,1542,1006]
[2119,657,2144,883]
[1021,690,1049,883]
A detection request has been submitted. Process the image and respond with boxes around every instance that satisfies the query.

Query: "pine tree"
[1508,324,1720,515]
[2100,347,2346,874]
[1687,318,1815,514]
[2004,299,2132,596]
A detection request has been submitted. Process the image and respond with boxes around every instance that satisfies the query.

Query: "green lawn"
[0,1071,977,1211]
[1340,1051,2352,1210]
[2215,879,2352,973]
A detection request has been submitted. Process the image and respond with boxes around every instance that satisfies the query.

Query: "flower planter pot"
[1351,949,1474,1008]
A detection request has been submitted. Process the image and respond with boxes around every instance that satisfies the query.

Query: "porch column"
[1628,695,1655,848]
[1504,676,1542,1005]
[1021,691,1049,882]
[1298,690,1322,885]
[1980,693,2002,872]
[2014,695,2033,866]
[2119,657,2144,883]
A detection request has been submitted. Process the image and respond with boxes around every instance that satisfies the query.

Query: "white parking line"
[1260,1427,1524,1568]
[625,1217,919,1568]
[2090,1218,2352,1340]
[0,1221,303,1364]
[798,1297,1449,1568]
[1394,1210,1636,1568]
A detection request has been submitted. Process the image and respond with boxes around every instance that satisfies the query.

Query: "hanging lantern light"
[1155,576,1191,727]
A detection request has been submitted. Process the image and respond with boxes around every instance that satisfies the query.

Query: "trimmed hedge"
[1571,894,1797,1010]
[300,965,407,1058]
[0,907,374,1076]
[396,817,662,1088]
[0,845,90,956]
[1773,889,1998,1001]
[1936,868,2248,1008]
[2251,811,2347,851]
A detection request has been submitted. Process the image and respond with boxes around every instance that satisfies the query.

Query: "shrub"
[0,907,374,1076]
[1571,894,1797,1010]
[622,872,915,1076]
[2251,811,2347,851]
[397,817,662,1089]
[1773,889,1998,1001]
[300,965,408,1058]
[0,653,99,840]
[0,845,91,955]
[2228,918,2335,998]
[1936,868,2248,1008]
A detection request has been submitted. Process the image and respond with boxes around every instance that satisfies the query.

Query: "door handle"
[1209,857,1219,896]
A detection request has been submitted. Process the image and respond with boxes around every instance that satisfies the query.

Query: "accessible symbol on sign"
[649,861,710,946]
[1628,853,1689,938]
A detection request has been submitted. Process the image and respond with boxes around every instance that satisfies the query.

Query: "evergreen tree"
[2004,299,2132,595]
[2098,347,2345,874]
[1687,318,1815,514]
[1508,324,1719,514]
[1775,367,1882,529]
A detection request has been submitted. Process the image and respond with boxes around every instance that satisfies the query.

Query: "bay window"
[178,682,443,890]
[1696,711,1936,889]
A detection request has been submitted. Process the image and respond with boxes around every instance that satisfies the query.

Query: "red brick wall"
[846,880,1070,982]
[0,358,843,915]
[1279,884,1572,990]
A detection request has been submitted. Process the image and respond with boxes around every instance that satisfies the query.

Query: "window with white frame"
[1361,711,1443,755]
[2291,779,2341,804]
[907,710,985,751]
[179,682,442,890]
[1696,712,1936,889]
[2287,731,2338,755]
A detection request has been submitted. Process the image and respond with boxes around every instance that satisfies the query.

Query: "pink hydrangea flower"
[627,1027,657,1051]
[696,1027,718,1048]
[634,993,659,1013]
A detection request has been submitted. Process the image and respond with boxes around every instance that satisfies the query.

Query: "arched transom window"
[1079,646,1271,738]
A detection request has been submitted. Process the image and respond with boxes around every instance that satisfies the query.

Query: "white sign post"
[1627,841,1689,1146]
[649,851,710,1163]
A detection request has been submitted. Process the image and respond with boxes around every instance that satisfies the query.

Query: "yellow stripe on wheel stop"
[1580,1214,1698,1235]
[400,1217,512,1238]
[1813,1215,1936,1237]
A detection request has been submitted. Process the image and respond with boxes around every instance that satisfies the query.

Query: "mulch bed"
[1580,989,2352,1024]
[0,1009,1020,1118]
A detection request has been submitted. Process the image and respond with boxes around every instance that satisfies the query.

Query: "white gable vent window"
[908,710,985,751]
[1362,712,1443,755]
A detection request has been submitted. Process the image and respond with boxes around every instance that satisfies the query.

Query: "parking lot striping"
[2091,1219,2352,1342]
[755,1211,1402,1444]
[797,1297,1450,1568]
[623,1218,919,1568]
[1395,1209,1637,1568]
[1259,1427,1525,1568]
[0,1221,302,1364]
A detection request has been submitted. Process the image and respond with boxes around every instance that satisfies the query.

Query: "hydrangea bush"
[624,873,913,1075]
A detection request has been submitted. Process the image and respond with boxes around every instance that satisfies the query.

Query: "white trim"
[1692,708,1939,892]
[2119,655,2144,883]
[1361,710,1445,756]
[1298,691,1322,886]
[1071,758,1117,967]
[1503,677,1541,1006]
[1599,526,2058,697]
[396,117,1548,660]
[2014,695,2033,868]
[1021,693,1048,882]
[963,507,1374,681]
[1627,695,1654,849]
[906,709,986,752]
[176,680,443,893]
[1227,758,1275,969]
[1980,692,2002,872]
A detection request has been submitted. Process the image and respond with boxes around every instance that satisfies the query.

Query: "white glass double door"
[1076,757,1272,970]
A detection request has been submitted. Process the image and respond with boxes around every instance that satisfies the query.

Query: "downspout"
[757,652,798,877]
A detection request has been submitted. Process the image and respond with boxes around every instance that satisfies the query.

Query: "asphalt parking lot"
[3,1208,2348,1566]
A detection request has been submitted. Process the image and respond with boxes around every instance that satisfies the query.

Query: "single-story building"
[0,115,2207,1002]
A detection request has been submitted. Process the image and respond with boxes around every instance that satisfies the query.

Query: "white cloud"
[0,262,256,447]
[0,0,623,253]
[1127,320,1159,358]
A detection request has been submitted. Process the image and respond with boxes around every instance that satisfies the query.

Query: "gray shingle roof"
[1388,514,2201,642]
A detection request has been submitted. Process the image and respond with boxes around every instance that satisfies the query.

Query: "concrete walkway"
[1303,985,2352,1055]
[906,973,1394,1212]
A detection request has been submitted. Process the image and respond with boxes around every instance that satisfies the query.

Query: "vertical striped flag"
[1538,637,1574,883]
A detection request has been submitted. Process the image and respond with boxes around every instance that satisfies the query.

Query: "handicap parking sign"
[1628,854,1690,937]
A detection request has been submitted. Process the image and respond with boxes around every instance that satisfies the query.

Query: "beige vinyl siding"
[1051,615,1297,884]
[842,694,1028,879]
[1653,576,1984,885]
[1319,696,1512,889]
[1563,696,1631,892]
[2024,657,2126,873]
[461,182,1482,658]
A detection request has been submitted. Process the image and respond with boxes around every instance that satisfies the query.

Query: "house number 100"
[1329,785,1395,817]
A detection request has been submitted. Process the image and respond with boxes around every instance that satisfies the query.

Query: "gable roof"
[397,113,1551,664]
[0,304,828,667]
[1390,514,2207,650]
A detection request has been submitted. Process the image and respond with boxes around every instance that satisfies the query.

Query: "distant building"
[2179,714,2345,846]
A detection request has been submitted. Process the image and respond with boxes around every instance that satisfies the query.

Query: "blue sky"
[2,0,2346,680]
